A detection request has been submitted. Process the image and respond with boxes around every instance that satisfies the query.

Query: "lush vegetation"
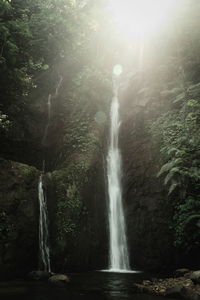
[0,0,111,158]
[152,92,200,251]
[0,0,200,267]
[149,2,200,252]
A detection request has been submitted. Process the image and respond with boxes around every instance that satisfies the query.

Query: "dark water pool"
[0,271,178,300]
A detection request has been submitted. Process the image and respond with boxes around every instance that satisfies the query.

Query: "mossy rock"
[0,158,39,278]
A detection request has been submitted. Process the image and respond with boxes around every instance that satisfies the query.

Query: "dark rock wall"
[49,125,109,272]
[0,151,108,278]
[0,159,39,278]
[119,94,175,271]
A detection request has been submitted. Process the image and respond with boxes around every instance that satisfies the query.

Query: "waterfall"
[55,75,63,97]
[47,94,51,121]
[38,174,51,272]
[42,76,63,147]
[38,76,63,272]
[38,92,52,272]
[107,66,130,271]
[42,94,51,147]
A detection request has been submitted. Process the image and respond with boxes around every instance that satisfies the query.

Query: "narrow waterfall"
[38,76,63,272]
[107,66,130,271]
[42,94,51,147]
[47,94,51,121]
[38,93,52,272]
[38,174,51,272]
[55,75,63,97]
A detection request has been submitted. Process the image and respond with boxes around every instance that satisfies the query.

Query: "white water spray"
[107,65,130,272]
[38,174,51,272]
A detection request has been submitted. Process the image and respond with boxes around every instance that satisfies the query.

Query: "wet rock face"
[49,154,108,273]
[119,100,174,270]
[0,159,39,278]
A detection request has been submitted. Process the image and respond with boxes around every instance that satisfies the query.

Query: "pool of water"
[0,271,178,300]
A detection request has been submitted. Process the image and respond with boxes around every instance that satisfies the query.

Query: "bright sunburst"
[108,0,181,38]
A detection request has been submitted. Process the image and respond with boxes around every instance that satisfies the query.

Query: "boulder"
[175,268,190,277]
[187,271,200,284]
[0,159,39,279]
[48,274,69,286]
[165,285,182,297]
[133,283,155,294]
[181,287,200,300]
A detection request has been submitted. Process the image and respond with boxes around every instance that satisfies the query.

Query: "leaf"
[188,167,200,181]
[167,147,177,155]
[183,214,200,227]
[168,182,180,195]
[164,167,180,185]
[187,99,199,107]
[173,92,185,104]
[157,160,176,177]
[187,82,200,98]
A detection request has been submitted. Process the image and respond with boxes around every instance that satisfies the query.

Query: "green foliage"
[151,90,200,250]
[173,197,200,249]
[0,0,112,174]
[63,119,92,152]
[0,112,10,132]
[0,0,110,255]
[1,0,106,138]
[52,160,90,242]
[147,4,200,251]
[0,211,15,242]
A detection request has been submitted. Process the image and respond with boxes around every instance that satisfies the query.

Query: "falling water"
[42,76,63,147]
[38,174,51,272]
[107,66,130,272]
[38,76,63,272]
[55,75,63,97]
[47,94,51,121]
[42,94,51,146]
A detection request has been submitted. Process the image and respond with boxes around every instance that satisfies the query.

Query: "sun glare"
[109,0,181,38]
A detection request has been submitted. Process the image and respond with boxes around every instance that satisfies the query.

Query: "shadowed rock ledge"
[134,270,200,300]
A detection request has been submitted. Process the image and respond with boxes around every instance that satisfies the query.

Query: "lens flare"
[113,64,123,76]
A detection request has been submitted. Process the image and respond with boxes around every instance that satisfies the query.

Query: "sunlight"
[108,0,181,38]
[113,64,123,76]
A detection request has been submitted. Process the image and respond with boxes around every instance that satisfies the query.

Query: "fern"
[168,182,180,195]
[173,92,185,104]
[183,214,200,227]
[164,167,180,185]
[157,160,176,177]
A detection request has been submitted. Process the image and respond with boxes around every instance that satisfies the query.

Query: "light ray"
[108,0,182,39]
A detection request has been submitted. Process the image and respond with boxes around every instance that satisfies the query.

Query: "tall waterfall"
[38,76,63,272]
[107,67,130,271]
[38,174,51,272]
[38,93,52,272]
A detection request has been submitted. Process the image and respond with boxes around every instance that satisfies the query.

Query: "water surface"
[0,271,178,300]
